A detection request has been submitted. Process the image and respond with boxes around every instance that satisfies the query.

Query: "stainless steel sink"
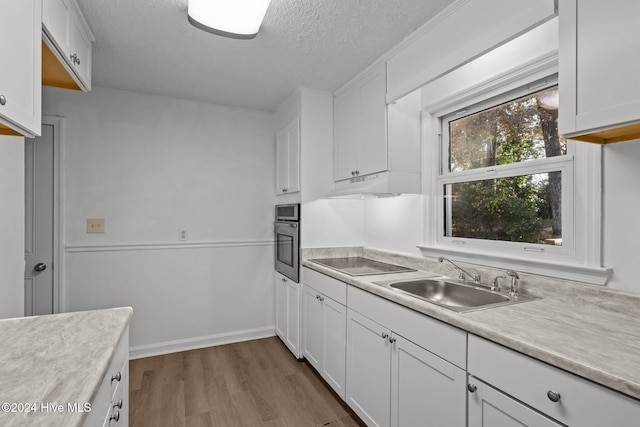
[384,278,538,313]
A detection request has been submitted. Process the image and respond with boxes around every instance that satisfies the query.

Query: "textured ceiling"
[78,0,455,112]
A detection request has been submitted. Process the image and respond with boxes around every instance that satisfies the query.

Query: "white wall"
[42,86,277,355]
[0,136,25,319]
[602,140,640,293]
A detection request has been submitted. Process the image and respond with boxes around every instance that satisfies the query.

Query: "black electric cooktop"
[309,257,416,276]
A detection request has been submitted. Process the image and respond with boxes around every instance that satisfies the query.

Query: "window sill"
[416,244,611,286]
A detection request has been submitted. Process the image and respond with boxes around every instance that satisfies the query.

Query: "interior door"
[24,123,55,315]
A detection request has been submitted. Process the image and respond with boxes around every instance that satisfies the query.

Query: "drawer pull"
[467,383,477,393]
[113,399,123,409]
[111,371,122,382]
[547,390,561,403]
[110,410,120,422]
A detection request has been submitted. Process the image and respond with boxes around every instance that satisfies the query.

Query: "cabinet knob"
[351,171,355,176]
[113,399,123,409]
[111,371,122,382]
[281,277,287,282]
[388,336,396,344]
[282,188,288,192]
[381,332,389,339]
[547,390,561,403]
[110,411,120,422]
[467,383,477,393]
[318,296,324,302]
[355,170,360,175]
[70,53,81,65]
[0,95,5,106]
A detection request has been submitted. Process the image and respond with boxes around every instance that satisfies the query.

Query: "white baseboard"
[129,326,276,359]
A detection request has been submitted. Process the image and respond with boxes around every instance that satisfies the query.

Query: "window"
[440,85,568,247]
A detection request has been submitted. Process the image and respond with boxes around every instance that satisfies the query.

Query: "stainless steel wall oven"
[274,204,300,282]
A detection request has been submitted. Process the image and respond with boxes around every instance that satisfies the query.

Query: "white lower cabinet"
[468,334,640,427]
[346,310,392,427]
[83,326,129,426]
[468,378,562,427]
[301,284,347,398]
[275,272,300,358]
[345,285,467,427]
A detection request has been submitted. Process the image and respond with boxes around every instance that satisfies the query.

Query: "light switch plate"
[87,218,105,234]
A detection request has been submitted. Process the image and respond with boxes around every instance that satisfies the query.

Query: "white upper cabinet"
[334,63,388,182]
[276,117,300,195]
[42,0,94,91]
[559,0,640,143]
[0,0,41,138]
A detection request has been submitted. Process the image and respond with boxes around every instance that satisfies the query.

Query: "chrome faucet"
[491,275,506,292]
[506,270,520,296]
[439,257,481,285]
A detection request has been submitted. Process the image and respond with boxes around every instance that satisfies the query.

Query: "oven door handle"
[274,221,298,228]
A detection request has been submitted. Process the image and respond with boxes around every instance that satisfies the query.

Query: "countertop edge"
[301,260,640,401]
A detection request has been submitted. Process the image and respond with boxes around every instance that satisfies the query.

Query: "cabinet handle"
[467,383,477,393]
[70,53,81,65]
[388,336,396,344]
[113,399,123,409]
[281,278,287,282]
[282,188,288,192]
[110,411,120,422]
[111,371,122,382]
[318,296,324,302]
[0,95,5,106]
[355,170,360,175]
[547,390,561,403]
[381,332,389,339]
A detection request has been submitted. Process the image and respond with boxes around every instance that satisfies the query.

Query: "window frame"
[417,46,609,284]
[436,79,575,259]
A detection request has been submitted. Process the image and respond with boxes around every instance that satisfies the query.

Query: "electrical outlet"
[178,228,188,241]
[87,218,105,234]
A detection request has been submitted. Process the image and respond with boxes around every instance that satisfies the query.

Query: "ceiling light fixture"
[187,0,272,39]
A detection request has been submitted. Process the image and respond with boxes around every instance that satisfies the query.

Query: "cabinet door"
[42,0,71,56]
[346,309,391,427]
[275,274,287,342]
[322,296,346,400]
[285,277,300,357]
[468,379,562,427]
[390,334,466,427]
[301,284,323,370]
[0,0,41,137]
[334,90,360,181]
[559,0,640,141]
[357,65,388,177]
[276,118,300,194]
[69,5,93,90]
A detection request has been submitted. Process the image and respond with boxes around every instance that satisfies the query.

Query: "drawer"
[348,286,467,369]
[303,267,347,305]
[468,334,640,426]
[83,327,129,426]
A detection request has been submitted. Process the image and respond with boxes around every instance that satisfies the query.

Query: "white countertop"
[302,247,640,401]
[0,307,132,426]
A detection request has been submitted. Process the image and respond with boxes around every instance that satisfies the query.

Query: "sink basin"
[385,278,537,313]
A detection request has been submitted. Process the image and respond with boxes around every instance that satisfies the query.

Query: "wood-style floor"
[129,337,365,427]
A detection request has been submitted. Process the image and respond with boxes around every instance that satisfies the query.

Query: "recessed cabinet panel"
[43,0,71,56]
[276,118,300,195]
[275,272,300,358]
[334,63,388,182]
[346,309,392,427]
[391,334,466,427]
[559,0,640,142]
[0,0,41,137]
[301,284,323,370]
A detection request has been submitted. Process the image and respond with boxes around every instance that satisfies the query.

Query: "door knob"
[33,263,47,272]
